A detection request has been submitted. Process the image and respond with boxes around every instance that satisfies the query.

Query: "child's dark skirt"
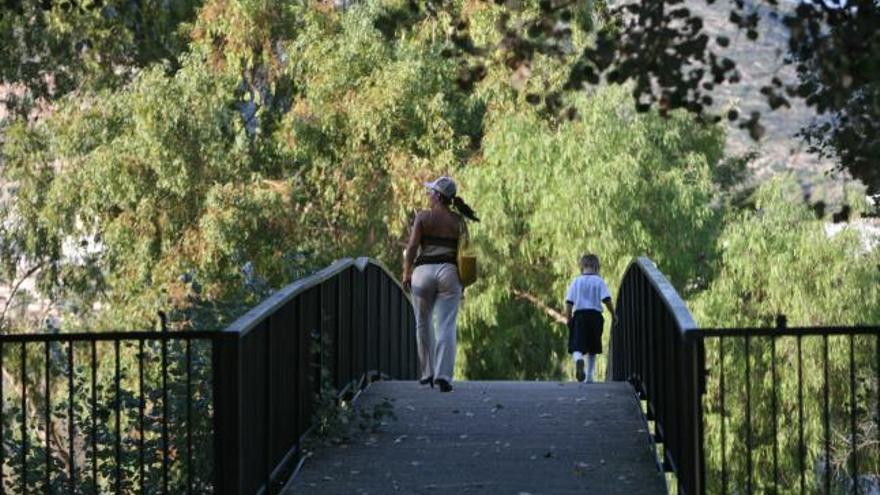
[568,309,604,354]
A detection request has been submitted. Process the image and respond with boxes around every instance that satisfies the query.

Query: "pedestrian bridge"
[286,381,665,494]
[0,257,877,494]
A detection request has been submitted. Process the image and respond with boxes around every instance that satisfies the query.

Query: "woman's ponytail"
[452,196,479,222]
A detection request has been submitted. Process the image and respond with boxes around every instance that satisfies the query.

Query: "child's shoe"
[575,359,585,382]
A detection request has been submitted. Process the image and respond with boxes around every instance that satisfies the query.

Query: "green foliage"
[458,85,725,380]
[690,177,880,492]
[690,176,880,327]
[700,332,880,494]
[310,372,397,446]
[0,1,476,335]
[2,54,260,330]
[426,0,880,195]
[278,1,483,261]
[190,0,304,80]
[0,1,878,491]
[309,335,397,448]
[0,0,200,115]
[0,339,214,493]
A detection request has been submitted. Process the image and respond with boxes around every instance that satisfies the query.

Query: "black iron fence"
[611,257,880,495]
[611,257,705,494]
[0,330,217,494]
[700,324,879,495]
[215,257,417,494]
[0,257,417,494]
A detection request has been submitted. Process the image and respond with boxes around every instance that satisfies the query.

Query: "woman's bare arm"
[402,212,424,289]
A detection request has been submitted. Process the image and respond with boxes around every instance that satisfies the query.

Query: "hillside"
[686,0,860,202]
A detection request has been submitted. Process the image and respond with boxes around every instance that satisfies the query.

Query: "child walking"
[564,254,617,383]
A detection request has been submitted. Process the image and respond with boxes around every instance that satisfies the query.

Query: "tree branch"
[0,262,46,331]
[512,289,567,325]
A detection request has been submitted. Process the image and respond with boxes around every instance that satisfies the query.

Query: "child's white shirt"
[565,274,611,312]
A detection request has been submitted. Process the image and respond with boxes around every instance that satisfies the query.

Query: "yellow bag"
[457,220,477,288]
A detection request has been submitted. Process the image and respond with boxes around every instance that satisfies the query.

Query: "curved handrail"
[214,256,417,494]
[624,256,698,333]
[611,256,705,495]
[225,257,409,336]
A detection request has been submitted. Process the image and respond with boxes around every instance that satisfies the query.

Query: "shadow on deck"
[285,381,666,494]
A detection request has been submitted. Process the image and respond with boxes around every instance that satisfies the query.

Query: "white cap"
[423,176,457,199]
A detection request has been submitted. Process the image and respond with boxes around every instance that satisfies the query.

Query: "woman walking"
[402,176,479,392]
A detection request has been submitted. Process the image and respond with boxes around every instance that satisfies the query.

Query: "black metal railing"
[215,257,417,495]
[0,257,417,494]
[611,257,705,494]
[0,330,217,494]
[611,257,880,495]
[699,324,880,495]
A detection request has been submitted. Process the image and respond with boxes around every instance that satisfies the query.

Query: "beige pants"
[411,263,462,383]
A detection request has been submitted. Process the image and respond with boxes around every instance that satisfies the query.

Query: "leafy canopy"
[458,85,724,379]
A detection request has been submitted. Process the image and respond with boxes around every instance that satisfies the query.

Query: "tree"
[690,176,879,328]
[0,1,487,331]
[690,176,880,492]
[458,85,725,380]
[1,54,258,330]
[788,1,880,199]
[0,0,200,116]
[421,0,880,196]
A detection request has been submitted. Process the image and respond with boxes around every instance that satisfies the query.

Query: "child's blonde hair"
[579,253,600,273]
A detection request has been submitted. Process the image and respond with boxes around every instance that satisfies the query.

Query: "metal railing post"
[213,333,242,495]
[683,335,705,495]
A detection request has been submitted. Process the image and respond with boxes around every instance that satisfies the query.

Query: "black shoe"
[419,376,434,388]
[436,378,453,393]
[575,359,585,382]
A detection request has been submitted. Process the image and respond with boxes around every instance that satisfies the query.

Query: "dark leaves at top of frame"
[738,112,765,141]
[373,2,428,41]
[832,204,852,223]
[433,0,878,193]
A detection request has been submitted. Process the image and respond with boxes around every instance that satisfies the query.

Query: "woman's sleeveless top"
[414,211,459,267]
